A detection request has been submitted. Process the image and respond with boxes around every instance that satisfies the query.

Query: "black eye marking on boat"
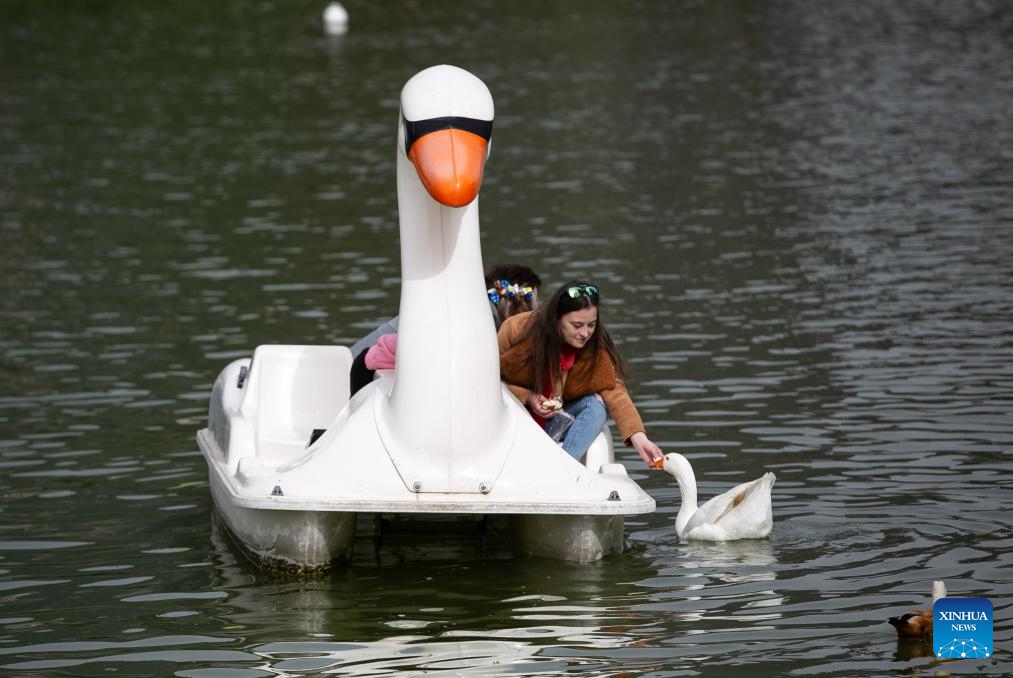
[403,115,492,153]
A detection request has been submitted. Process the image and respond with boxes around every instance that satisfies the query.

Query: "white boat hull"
[207,464,357,573]
[196,348,653,568]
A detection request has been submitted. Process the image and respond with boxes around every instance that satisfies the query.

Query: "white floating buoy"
[323,2,349,35]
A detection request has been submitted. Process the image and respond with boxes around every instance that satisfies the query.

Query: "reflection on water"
[1,0,1011,675]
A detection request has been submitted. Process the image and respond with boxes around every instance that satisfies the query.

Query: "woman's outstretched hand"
[526,393,559,418]
[628,431,664,468]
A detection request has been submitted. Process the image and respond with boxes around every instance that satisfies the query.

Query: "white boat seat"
[239,344,353,465]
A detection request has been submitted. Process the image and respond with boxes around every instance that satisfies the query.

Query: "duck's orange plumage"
[888,609,933,639]
[888,580,947,640]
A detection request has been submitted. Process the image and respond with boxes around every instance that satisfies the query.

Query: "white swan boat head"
[196,65,656,570]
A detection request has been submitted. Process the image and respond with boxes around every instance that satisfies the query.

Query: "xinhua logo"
[933,597,992,659]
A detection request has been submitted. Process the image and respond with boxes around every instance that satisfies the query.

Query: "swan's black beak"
[405,116,491,207]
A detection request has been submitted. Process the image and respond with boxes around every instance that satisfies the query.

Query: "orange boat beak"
[648,456,665,470]
[408,127,488,207]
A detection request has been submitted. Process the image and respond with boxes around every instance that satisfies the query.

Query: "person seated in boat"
[348,263,542,396]
[497,281,664,467]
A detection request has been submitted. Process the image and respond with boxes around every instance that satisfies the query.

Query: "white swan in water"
[655,452,775,541]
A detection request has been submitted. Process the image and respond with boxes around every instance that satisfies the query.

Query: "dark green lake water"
[2,1,1011,675]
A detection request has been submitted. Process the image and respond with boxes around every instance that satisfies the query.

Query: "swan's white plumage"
[660,452,775,541]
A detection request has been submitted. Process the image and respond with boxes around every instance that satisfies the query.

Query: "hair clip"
[488,279,534,305]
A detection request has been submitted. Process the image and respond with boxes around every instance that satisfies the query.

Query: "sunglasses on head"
[566,284,599,298]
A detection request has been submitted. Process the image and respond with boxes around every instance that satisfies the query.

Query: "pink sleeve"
[364,333,398,370]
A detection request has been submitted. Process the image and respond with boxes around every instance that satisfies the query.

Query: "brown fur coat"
[498,311,645,443]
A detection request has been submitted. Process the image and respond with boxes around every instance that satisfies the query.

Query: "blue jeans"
[544,394,607,461]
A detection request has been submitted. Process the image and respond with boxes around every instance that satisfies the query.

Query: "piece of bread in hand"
[543,398,563,411]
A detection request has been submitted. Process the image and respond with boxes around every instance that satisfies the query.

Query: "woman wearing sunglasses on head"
[498,280,664,467]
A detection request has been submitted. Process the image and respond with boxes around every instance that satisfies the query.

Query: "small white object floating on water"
[322,2,348,35]
[655,452,775,541]
[196,65,656,571]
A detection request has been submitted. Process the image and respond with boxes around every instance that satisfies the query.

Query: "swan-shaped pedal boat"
[654,452,775,541]
[196,65,655,570]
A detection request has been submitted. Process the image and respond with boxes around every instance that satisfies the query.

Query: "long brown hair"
[522,280,627,393]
